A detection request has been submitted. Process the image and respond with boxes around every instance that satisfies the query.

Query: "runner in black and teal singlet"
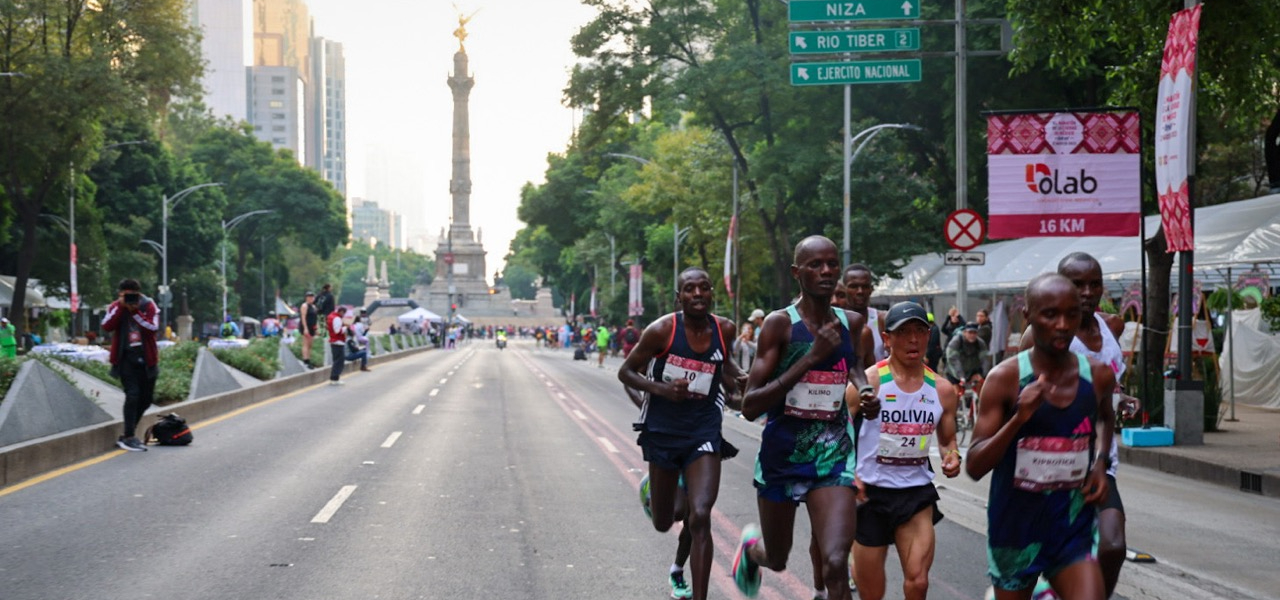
[967,273,1116,600]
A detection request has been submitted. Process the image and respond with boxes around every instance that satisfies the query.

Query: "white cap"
[749,309,765,320]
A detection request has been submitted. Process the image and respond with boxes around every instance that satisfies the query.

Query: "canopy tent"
[1220,309,1280,410]
[452,313,471,325]
[397,307,442,324]
[875,192,1280,298]
[273,296,297,317]
[0,276,66,310]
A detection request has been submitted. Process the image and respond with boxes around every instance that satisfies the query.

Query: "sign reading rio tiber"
[790,59,921,86]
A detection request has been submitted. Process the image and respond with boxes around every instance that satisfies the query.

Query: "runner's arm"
[966,357,1040,479]
[845,310,878,418]
[860,321,876,370]
[617,315,690,402]
[1085,361,1117,504]
[742,311,817,421]
[935,378,962,477]
[1016,325,1033,352]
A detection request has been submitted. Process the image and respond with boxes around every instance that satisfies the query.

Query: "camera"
[123,293,141,305]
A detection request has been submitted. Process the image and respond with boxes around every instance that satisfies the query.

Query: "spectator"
[944,323,990,387]
[346,313,372,372]
[101,278,159,452]
[0,317,16,358]
[327,306,348,385]
[749,308,765,343]
[940,305,966,340]
[298,291,319,368]
[595,323,611,368]
[220,315,241,339]
[737,320,757,369]
[261,312,281,337]
[621,319,641,356]
[315,283,336,333]
[974,308,993,348]
[926,312,943,372]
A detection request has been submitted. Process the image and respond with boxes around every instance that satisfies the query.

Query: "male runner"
[1018,253,1139,598]
[852,301,960,600]
[845,264,888,363]
[618,267,740,600]
[968,273,1116,600]
[732,236,876,600]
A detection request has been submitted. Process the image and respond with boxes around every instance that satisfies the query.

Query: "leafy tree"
[0,0,201,335]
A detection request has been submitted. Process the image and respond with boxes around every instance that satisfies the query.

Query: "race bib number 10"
[662,355,716,397]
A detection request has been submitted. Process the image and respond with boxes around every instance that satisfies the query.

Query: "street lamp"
[604,152,690,312]
[843,123,922,267]
[161,182,222,323]
[221,209,275,320]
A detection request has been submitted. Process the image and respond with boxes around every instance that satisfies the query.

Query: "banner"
[1155,5,1201,252]
[589,285,597,317]
[723,215,736,298]
[628,264,644,316]
[986,111,1141,238]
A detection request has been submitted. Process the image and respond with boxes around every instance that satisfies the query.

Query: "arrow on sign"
[795,37,808,50]
[901,1,914,15]
[797,67,810,81]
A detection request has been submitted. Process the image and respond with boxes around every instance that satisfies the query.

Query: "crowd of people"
[615,236,1134,600]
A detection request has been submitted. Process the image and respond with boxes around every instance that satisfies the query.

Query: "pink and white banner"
[723,215,736,298]
[1155,5,1201,252]
[986,111,1141,239]
[628,264,644,317]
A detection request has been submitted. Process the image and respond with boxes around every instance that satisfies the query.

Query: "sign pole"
[954,0,969,319]
[843,84,852,267]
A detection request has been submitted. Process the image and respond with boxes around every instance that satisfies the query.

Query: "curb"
[0,344,431,489]
[1120,445,1280,498]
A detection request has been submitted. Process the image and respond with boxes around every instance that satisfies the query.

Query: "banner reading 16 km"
[986,111,1141,238]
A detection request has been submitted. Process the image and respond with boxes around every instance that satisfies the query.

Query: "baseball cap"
[885,301,930,331]
[749,309,765,320]
[304,290,315,297]
[963,323,978,331]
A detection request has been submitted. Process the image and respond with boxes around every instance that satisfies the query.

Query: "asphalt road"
[1,340,1273,600]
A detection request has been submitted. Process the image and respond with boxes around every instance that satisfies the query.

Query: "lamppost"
[604,153,690,312]
[161,183,222,323]
[842,123,922,267]
[220,209,274,320]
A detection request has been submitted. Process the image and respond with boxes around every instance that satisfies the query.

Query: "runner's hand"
[1083,461,1109,504]
[665,378,695,401]
[1119,394,1141,420]
[941,449,961,478]
[857,385,880,420]
[809,320,841,361]
[1015,374,1052,422]
[854,476,868,505]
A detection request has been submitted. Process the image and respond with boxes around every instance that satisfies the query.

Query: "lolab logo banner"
[986,111,1141,239]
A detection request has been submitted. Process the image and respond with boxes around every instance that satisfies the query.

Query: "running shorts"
[856,483,944,547]
[638,431,721,471]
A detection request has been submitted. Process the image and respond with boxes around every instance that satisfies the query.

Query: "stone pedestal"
[1164,379,1204,446]
[177,315,194,341]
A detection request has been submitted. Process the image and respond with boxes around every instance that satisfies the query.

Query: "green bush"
[212,338,281,381]
[288,336,327,363]
[0,355,23,402]
[1261,296,1280,331]
[155,341,200,405]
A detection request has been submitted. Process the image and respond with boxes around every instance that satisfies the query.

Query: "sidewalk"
[1119,404,1280,497]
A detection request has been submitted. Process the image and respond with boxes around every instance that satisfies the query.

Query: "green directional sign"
[789,28,919,54]
[789,0,920,22]
[790,59,921,86]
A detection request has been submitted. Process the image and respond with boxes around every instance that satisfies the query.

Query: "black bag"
[573,347,587,361]
[145,413,193,446]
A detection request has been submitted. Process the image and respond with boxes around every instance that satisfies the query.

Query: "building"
[310,37,347,197]
[350,199,400,249]
[251,0,310,164]
[247,65,305,160]
[190,0,252,123]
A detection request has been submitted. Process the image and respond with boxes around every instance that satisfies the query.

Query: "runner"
[844,263,888,364]
[596,321,611,368]
[732,235,877,600]
[1018,252,1140,598]
[852,301,961,600]
[618,267,741,600]
[968,273,1116,600]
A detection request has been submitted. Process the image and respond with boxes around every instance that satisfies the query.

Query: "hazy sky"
[305,0,596,272]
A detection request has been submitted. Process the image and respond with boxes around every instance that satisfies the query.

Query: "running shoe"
[848,549,857,592]
[731,523,762,597]
[668,571,692,599]
[639,474,652,520]
[116,436,147,452]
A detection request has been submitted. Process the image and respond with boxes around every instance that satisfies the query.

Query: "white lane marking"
[440,378,448,384]
[544,382,554,387]
[573,410,587,420]
[556,392,567,400]
[311,485,358,523]
[412,405,425,415]
[381,432,403,448]
[598,437,619,453]
[429,389,440,397]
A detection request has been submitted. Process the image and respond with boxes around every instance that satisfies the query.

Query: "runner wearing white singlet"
[852,301,960,600]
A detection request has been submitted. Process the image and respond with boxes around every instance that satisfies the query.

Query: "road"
[0,340,1274,600]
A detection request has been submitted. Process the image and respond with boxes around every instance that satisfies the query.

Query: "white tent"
[397,307,442,324]
[875,192,1280,298]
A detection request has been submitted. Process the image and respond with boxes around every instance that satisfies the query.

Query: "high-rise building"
[190,0,252,123]
[247,65,305,161]
[311,37,346,197]
[350,199,398,249]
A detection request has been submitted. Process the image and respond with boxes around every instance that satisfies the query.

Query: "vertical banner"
[570,292,575,318]
[628,264,644,316]
[69,244,79,314]
[723,215,736,298]
[1155,4,1202,252]
[590,285,597,317]
[986,110,1141,238]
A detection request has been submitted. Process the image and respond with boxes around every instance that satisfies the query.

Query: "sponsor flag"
[590,285,597,317]
[628,264,644,316]
[570,292,575,317]
[986,111,1141,238]
[1155,5,1202,252]
[723,215,736,298]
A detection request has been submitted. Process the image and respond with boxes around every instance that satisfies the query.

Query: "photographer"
[101,279,160,452]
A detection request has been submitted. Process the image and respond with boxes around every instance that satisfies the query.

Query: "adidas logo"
[711,349,723,361]
[698,441,715,453]
[1072,418,1094,436]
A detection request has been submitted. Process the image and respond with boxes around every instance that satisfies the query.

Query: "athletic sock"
[670,564,683,575]
[813,590,827,600]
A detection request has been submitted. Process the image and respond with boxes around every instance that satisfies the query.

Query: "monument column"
[448,49,475,241]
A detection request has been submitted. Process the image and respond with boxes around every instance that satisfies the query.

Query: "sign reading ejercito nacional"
[790,59,921,86]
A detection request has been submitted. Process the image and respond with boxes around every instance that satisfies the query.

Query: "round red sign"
[944,209,986,252]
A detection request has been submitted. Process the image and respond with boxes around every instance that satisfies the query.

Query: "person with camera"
[101,279,160,452]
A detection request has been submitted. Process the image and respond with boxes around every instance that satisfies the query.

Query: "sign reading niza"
[789,0,920,22]
[790,59,921,86]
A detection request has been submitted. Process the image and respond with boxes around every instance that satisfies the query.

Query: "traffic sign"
[789,28,919,54]
[944,251,986,266]
[789,0,920,22]
[790,59,921,86]
[944,209,986,252]
[444,253,454,265]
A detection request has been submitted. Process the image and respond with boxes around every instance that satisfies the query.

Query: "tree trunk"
[1266,106,1280,192]
[1143,226,1175,407]
[9,206,41,339]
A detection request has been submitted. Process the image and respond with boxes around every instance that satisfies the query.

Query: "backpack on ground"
[573,347,587,361]
[145,413,193,446]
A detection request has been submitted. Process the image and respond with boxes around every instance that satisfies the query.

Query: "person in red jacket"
[327,306,348,385]
[101,278,160,452]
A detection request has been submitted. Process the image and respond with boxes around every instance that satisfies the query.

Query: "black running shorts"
[855,483,943,547]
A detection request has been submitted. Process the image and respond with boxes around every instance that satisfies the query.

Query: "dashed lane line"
[598,437,619,453]
[311,485,358,524]
[412,405,425,415]
[381,432,403,448]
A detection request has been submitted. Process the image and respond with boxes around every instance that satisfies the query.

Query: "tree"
[0,0,201,335]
